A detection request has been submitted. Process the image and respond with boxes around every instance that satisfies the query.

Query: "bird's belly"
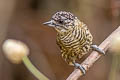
[60,37,91,65]
[57,28,93,65]
[61,34,91,53]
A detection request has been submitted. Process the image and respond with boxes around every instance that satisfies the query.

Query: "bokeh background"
[0,0,120,80]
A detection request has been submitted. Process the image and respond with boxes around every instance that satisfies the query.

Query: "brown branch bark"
[66,26,120,80]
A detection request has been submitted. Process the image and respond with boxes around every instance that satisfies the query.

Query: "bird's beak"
[43,20,55,27]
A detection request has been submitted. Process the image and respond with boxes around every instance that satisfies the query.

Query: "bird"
[43,11,105,74]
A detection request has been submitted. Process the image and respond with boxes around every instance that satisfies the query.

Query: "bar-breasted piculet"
[44,11,105,74]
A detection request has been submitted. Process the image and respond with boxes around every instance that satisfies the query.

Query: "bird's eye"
[58,20,64,24]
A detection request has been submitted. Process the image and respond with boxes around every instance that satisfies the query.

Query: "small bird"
[44,11,105,74]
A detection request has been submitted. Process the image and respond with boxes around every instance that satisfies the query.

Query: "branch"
[66,26,120,80]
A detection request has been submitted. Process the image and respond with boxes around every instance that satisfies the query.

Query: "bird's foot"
[73,62,86,75]
[91,45,105,55]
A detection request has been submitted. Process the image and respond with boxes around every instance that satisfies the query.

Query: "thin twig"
[66,26,120,80]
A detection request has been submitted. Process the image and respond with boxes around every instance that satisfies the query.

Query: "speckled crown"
[52,11,76,21]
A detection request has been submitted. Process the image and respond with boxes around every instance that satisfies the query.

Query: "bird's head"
[43,11,79,33]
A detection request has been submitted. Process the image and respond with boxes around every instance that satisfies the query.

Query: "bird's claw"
[91,45,105,55]
[73,62,86,75]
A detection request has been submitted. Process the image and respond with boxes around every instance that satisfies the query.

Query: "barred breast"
[56,22,93,65]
